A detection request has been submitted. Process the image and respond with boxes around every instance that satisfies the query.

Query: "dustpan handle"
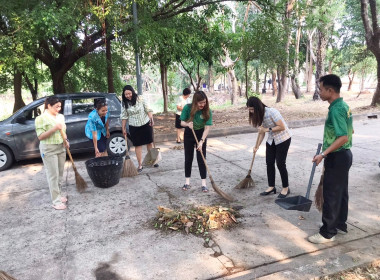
[305,143,322,199]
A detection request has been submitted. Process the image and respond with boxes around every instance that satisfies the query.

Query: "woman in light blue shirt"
[85,99,110,157]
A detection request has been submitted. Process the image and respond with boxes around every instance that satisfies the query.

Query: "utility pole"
[133,1,143,95]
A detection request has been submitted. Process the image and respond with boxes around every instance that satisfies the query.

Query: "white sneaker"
[318,222,347,235]
[308,233,335,244]
[337,228,347,235]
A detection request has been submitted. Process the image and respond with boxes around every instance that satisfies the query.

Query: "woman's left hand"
[149,118,154,126]
[106,130,110,138]
[197,140,203,151]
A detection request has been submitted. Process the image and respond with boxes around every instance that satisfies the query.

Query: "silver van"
[0,93,130,171]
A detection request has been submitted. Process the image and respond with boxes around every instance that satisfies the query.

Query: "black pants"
[266,138,291,188]
[320,149,352,239]
[184,127,207,179]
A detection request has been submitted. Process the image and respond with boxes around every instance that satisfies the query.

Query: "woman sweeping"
[247,96,292,198]
[85,99,110,157]
[175,88,192,143]
[35,96,69,210]
[120,85,157,173]
[180,91,212,192]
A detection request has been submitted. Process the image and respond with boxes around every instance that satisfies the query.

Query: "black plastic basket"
[85,156,123,188]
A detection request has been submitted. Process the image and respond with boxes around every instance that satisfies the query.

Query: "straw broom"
[121,136,138,177]
[314,166,324,212]
[235,133,260,189]
[60,130,88,192]
[191,128,234,202]
[0,271,17,280]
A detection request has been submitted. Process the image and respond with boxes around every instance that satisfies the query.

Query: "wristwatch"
[320,152,326,158]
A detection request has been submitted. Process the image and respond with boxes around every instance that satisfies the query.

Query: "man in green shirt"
[308,74,353,244]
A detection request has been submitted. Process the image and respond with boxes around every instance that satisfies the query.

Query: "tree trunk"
[227,69,238,104]
[255,65,260,94]
[277,0,292,103]
[313,28,328,100]
[262,70,267,93]
[24,74,38,101]
[160,61,168,113]
[307,53,313,93]
[347,69,354,91]
[291,20,302,99]
[372,57,380,105]
[272,71,277,96]
[360,69,365,92]
[291,75,302,99]
[245,60,249,98]
[105,21,115,93]
[208,62,214,94]
[13,70,25,113]
[277,68,287,102]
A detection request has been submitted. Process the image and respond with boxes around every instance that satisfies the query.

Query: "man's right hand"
[312,154,324,166]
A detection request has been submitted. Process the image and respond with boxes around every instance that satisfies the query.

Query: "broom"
[235,133,261,189]
[0,271,17,280]
[314,166,324,212]
[191,128,234,202]
[121,135,138,177]
[60,130,88,192]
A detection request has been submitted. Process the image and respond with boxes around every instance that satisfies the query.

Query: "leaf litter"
[154,205,241,237]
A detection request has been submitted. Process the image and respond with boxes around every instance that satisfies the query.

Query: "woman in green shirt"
[180,91,213,192]
[35,96,69,210]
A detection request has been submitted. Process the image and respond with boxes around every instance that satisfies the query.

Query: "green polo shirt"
[180,104,213,130]
[323,97,353,152]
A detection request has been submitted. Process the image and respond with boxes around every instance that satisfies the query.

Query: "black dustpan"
[275,143,322,212]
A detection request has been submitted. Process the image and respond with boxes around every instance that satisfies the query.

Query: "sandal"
[201,186,209,193]
[182,184,191,191]
[137,166,143,173]
[52,203,67,210]
[153,164,159,168]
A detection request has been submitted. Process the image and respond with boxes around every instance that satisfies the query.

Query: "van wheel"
[0,145,14,171]
[107,133,131,156]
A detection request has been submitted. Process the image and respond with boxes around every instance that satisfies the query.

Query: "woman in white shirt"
[247,96,292,198]
[175,88,192,143]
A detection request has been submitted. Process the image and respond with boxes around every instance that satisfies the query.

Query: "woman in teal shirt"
[180,91,213,192]
[85,99,110,157]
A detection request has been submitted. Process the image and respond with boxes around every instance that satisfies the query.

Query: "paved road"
[1,117,379,280]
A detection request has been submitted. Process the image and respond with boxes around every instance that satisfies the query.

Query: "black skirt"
[129,121,153,146]
[175,114,184,129]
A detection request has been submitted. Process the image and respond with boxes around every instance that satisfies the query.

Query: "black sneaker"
[153,164,159,167]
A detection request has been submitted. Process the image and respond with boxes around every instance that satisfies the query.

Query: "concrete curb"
[154,111,380,143]
[217,232,380,280]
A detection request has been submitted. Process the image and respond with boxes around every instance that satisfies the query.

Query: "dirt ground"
[154,90,379,135]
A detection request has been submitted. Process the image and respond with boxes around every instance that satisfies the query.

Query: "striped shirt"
[35,112,66,144]
[262,107,291,145]
[120,96,153,127]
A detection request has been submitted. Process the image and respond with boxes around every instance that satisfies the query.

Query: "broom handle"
[124,135,130,156]
[305,143,322,199]
[191,128,212,175]
[59,130,77,170]
[152,126,156,148]
[248,133,261,173]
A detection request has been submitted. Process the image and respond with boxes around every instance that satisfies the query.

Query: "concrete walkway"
[1,116,379,280]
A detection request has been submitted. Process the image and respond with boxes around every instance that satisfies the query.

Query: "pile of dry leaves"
[154,206,240,236]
